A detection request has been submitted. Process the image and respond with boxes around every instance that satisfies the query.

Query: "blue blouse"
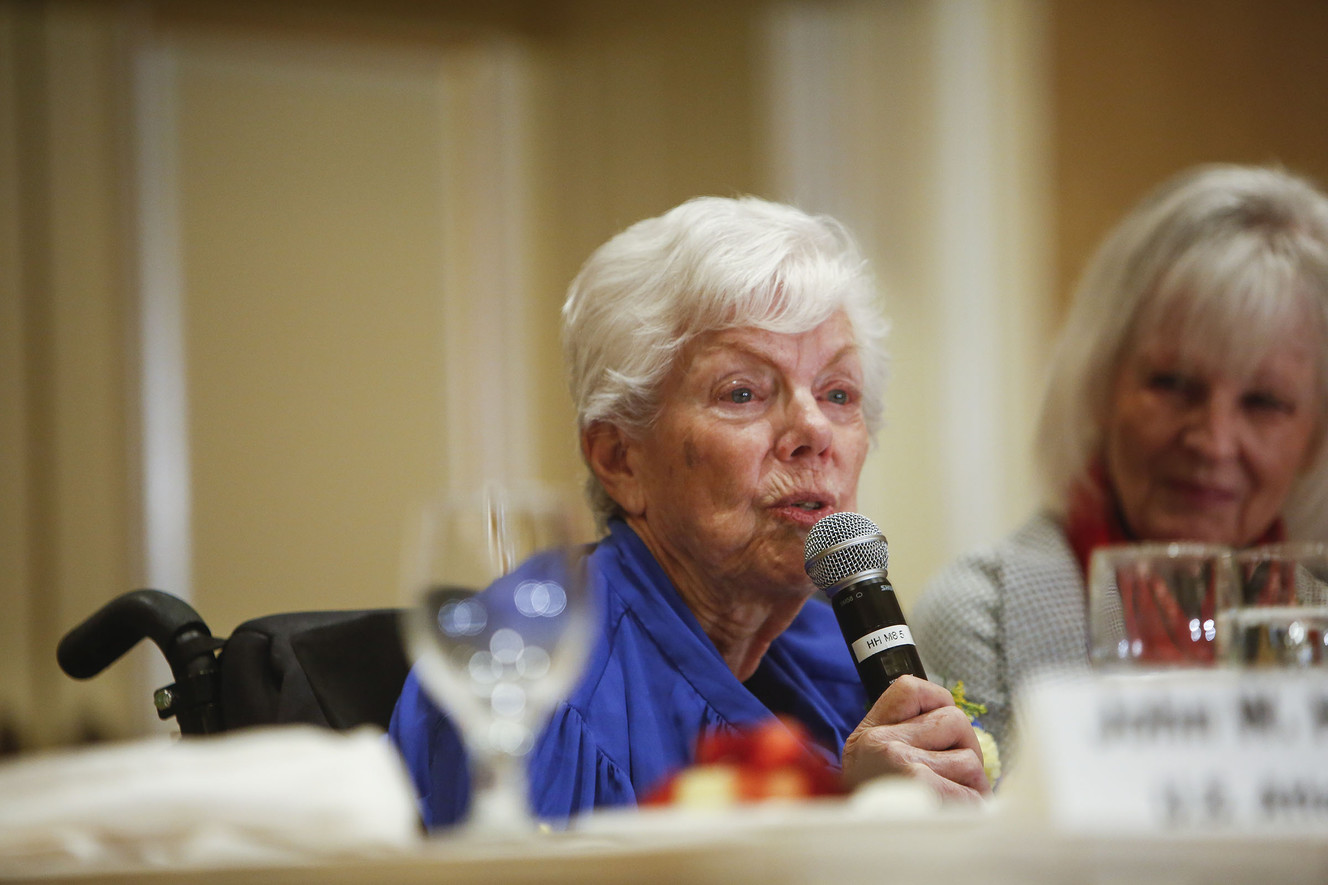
[388,520,867,828]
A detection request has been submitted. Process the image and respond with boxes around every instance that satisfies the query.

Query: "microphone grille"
[803,511,888,590]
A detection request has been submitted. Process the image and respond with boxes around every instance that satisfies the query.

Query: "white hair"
[561,195,889,528]
[1037,164,1328,538]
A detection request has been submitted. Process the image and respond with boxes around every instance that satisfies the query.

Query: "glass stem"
[468,749,532,832]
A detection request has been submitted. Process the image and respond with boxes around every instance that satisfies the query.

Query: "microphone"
[804,511,926,702]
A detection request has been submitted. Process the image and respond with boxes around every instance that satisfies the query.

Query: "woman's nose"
[776,391,833,459]
[1183,395,1241,460]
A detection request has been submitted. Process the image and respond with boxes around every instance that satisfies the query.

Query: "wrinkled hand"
[841,675,990,802]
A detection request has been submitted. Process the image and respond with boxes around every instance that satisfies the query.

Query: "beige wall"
[6,0,1327,753]
[1050,0,1328,312]
[172,31,454,627]
[1,2,143,748]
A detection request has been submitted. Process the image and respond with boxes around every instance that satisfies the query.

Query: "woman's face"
[620,312,870,600]
[1104,325,1321,546]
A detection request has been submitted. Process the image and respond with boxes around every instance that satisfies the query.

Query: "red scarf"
[1062,460,1285,577]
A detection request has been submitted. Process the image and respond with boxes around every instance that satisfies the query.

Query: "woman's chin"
[1143,516,1241,547]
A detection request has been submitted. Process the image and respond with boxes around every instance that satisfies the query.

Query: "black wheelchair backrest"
[58,590,410,736]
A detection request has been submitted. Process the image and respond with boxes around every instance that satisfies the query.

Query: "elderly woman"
[913,163,1328,757]
[390,196,989,827]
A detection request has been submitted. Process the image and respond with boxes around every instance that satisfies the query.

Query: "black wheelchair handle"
[57,588,214,681]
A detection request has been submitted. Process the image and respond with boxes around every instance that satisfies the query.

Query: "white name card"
[1021,669,1328,833]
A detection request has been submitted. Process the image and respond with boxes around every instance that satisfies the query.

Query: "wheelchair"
[57,590,411,736]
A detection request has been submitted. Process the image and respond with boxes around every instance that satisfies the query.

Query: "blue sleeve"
[527,703,637,824]
[388,669,470,829]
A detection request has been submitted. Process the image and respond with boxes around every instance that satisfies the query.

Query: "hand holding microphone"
[804,511,926,702]
[806,511,990,799]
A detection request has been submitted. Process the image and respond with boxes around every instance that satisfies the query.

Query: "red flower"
[644,716,843,806]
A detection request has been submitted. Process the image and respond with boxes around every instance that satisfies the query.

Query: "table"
[23,796,1328,884]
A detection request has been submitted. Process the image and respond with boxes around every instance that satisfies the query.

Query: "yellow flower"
[974,724,1001,784]
[951,681,1001,786]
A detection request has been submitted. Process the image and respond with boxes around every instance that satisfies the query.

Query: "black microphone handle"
[828,574,926,703]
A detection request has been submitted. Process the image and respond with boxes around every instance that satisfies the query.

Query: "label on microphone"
[850,624,915,663]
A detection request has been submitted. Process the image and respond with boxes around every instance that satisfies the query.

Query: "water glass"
[1219,543,1328,668]
[1088,543,1235,668]
[399,484,595,830]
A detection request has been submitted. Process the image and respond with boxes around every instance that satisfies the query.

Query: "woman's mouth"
[1165,479,1238,507]
[772,497,834,526]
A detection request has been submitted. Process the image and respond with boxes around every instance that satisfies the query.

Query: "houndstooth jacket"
[912,511,1092,763]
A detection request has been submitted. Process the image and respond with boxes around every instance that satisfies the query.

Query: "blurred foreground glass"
[1088,543,1234,669]
[1218,543,1328,668]
[399,485,595,831]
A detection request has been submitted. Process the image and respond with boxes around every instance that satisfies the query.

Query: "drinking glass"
[1088,543,1235,669]
[399,484,595,830]
[1219,543,1328,668]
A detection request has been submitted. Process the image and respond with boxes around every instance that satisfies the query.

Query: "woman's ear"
[582,422,646,516]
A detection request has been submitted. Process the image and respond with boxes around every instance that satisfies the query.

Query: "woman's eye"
[1243,390,1294,414]
[714,374,767,406]
[1146,372,1185,392]
[825,388,851,405]
[1145,371,1204,402]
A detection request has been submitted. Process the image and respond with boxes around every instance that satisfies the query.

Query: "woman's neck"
[681,588,804,682]
[627,517,808,682]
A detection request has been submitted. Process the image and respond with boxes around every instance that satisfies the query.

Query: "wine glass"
[1220,542,1328,668]
[1087,543,1236,669]
[399,484,595,831]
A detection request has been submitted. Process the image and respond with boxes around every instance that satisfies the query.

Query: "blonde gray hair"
[1037,164,1328,537]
